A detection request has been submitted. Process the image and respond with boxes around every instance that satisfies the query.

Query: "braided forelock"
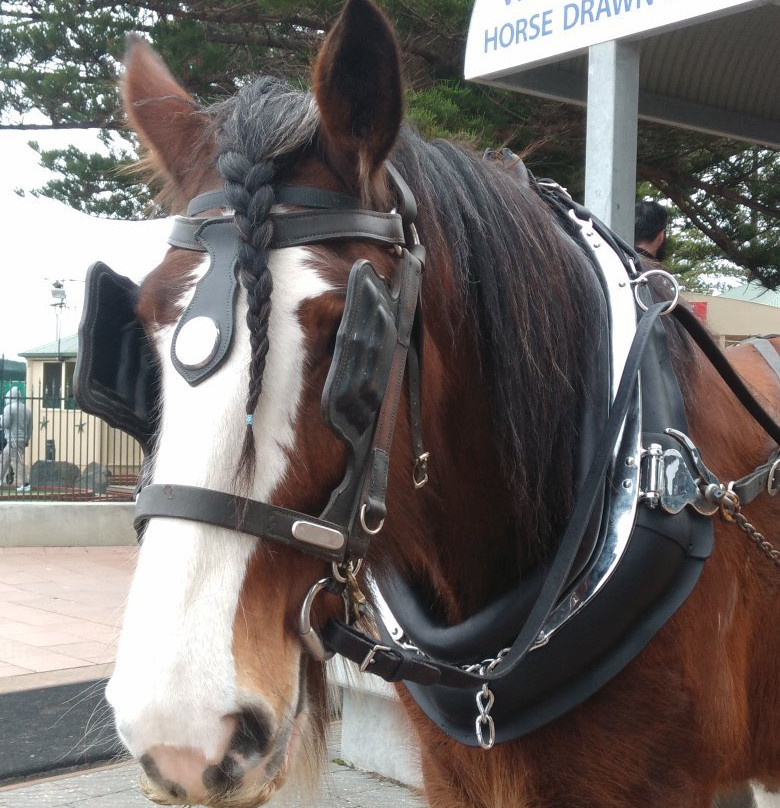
[212,76,319,489]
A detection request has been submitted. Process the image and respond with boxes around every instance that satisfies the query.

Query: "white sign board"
[465,0,763,81]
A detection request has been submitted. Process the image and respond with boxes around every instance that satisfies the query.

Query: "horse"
[80,1,780,806]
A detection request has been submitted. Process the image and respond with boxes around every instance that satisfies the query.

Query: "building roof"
[19,334,79,358]
[474,3,780,148]
[0,358,26,378]
[719,281,780,307]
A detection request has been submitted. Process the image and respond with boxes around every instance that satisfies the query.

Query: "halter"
[75,154,780,750]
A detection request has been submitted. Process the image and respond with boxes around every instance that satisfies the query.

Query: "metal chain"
[718,489,780,567]
[475,685,496,750]
[463,648,509,750]
[461,646,510,675]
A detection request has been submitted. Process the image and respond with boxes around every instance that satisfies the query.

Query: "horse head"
[104,0,608,805]
[106,2,432,805]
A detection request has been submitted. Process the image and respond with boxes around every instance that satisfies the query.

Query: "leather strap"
[732,450,780,504]
[170,219,240,385]
[275,186,363,210]
[322,621,441,684]
[135,484,348,561]
[671,307,780,446]
[187,189,229,216]
[356,247,425,532]
[407,297,426,473]
[327,301,671,687]
[268,209,405,249]
[169,210,406,252]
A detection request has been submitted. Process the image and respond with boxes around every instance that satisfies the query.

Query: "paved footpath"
[0,750,427,808]
[0,547,426,807]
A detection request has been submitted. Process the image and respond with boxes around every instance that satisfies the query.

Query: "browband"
[167,180,412,386]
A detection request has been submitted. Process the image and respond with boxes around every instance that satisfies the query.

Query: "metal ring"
[360,503,385,536]
[331,558,363,584]
[631,269,680,315]
[298,578,335,662]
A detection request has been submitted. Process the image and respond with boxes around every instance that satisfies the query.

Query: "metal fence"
[0,392,142,501]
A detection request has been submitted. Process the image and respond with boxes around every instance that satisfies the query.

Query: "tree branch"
[0,121,121,131]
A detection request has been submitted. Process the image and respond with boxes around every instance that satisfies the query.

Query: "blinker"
[74,262,160,450]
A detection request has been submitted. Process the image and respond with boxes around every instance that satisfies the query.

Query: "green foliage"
[0,1,141,126]
[638,137,780,289]
[0,0,778,289]
[21,139,159,219]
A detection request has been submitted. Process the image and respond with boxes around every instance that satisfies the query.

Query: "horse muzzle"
[136,708,304,807]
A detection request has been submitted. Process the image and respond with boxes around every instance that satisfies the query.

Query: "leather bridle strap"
[135,484,349,562]
[671,306,780,445]
[351,244,426,545]
[168,210,406,253]
[269,209,405,249]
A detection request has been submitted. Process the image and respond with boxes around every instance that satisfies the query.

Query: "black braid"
[210,76,319,488]
[217,87,279,486]
[220,152,275,486]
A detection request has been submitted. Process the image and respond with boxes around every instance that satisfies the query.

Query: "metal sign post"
[584,40,639,241]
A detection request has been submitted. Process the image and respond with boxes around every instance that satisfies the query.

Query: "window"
[63,362,76,409]
[43,363,62,408]
[42,361,76,408]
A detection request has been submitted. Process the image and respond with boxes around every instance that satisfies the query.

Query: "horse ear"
[121,35,208,194]
[313,0,403,192]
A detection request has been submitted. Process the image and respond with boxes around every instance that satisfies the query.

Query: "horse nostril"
[231,708,274,760]
[140,753,187,800]
[203,755,243,793]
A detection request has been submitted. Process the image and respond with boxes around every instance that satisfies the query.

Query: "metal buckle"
[639,430,722,516]
[413,452,430,489]
[359,643,392,672]
[768,457,780,496]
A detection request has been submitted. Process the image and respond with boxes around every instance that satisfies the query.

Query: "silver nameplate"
[291,520,346,550]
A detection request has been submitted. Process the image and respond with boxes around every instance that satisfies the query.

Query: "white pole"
[584,40,640,244]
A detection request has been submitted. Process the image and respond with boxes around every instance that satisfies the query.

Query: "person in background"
[635,200,668,260]
[0,387,33,493]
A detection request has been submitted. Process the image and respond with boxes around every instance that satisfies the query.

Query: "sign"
[465,0,763,81]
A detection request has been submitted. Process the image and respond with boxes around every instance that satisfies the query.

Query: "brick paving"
[0,736,427,808]
[0,547,135,687]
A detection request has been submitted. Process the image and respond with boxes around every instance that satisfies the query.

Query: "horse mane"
[392,129,606,554]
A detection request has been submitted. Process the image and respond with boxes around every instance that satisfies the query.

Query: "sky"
[0,129,172,361]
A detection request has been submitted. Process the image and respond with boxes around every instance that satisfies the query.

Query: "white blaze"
[107,247,331,759]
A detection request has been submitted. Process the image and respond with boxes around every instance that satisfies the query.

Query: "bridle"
[134,165,428,568]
